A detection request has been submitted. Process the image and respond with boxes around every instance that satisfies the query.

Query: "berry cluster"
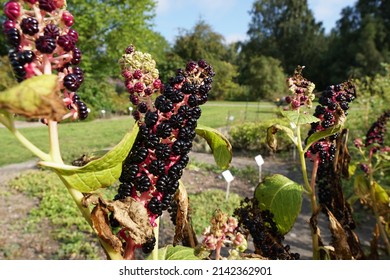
[234,198,299,260]
[304,82,356,212]
[2,0,88,121]
[284,66,316,110]
[199,209,247,259]
[305,81,356,164]
[364,110,389,149]
[112,46,214,254]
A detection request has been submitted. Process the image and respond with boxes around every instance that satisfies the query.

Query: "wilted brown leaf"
[108,198,153,245]
[173,182,198,247]
[83,194,153,247]
[90,202,122,253]
[327,209,353,259]
[266,126,278,152]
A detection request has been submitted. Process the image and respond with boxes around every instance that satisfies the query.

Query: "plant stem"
[296,124,320,260]
[152,218,160,260]
[48,120,63,163]
[57,175,123,260]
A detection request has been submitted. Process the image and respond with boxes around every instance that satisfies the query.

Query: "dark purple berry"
[75,100,88,120]
[141,237,156,254]
[156,122,172,139]
[145,111,158,127]
[18,50,35,64]
[187,95,198,107]
[156,174,169,193]
[145,135,160,149]
[72,66,84,83]
[71,47,82,65]
[120,164,139,183]
[169,113,184,129]
[147,197,163,216]
[64,73,81,92]
[155,144,171,160]
[149,160,166,176]
[6,28,20,48]
[137,102,148,113]
[155,95,173,113]
[135,173,151,192]
[57,35,75,52]
[181,82,196,95]
[67,29,79,43]
[43,24,60,38]
[35,36,56,54]
[172,140,191,156]
[131,146,148,163]
[20,17,39,35]
[39,0,57,12]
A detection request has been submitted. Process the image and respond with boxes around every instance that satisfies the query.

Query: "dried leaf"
[83,195,153,246]
[109,198,153,245]
[173,182,198,247]
[91,202,122,252]
[266,126,278,152]
[327,209,353,259]
[0,75,66,121]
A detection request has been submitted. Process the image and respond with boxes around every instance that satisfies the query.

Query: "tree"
[241,0,327,88]
[172,20,241,100]
[240,55,287,100]
[69,0,169,78]
[325,0,390,83]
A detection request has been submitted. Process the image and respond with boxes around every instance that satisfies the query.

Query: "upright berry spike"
[114,46,215,255]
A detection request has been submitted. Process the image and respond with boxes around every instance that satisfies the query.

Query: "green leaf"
[353,174,370,199]
[281,110,319,125]
[195,125,232,169]
[40,125,139,192]
[374,181,390,205]
[254,174,304,235]
[305,124,342,151]
[146,245,200,260]
[0,75,67,121]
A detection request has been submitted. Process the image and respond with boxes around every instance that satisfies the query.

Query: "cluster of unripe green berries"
[2,0,88,120]
[112,46,214,254]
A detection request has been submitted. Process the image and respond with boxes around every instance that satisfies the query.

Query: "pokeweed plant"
[0,0,233,260]
[351,110,390,256]
[254,66,368,259]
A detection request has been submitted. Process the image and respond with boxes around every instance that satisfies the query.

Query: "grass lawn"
[0,101,279,167]
[0,117,134,167]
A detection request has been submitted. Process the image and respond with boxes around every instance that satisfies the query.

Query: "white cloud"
[224,33,247,44]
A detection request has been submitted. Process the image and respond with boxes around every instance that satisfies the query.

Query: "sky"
[153,0,357,44]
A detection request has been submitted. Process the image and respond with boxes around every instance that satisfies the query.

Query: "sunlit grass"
[0,101,279,167]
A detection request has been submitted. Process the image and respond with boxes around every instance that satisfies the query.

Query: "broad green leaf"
[304,124,342,151]
[195,125,232,169]
[374,181,389,205]
[255,174,304,234]
[40,125,139,192]
[146,245,200,260]
[281,110,319,125]
[0,75,66,121]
